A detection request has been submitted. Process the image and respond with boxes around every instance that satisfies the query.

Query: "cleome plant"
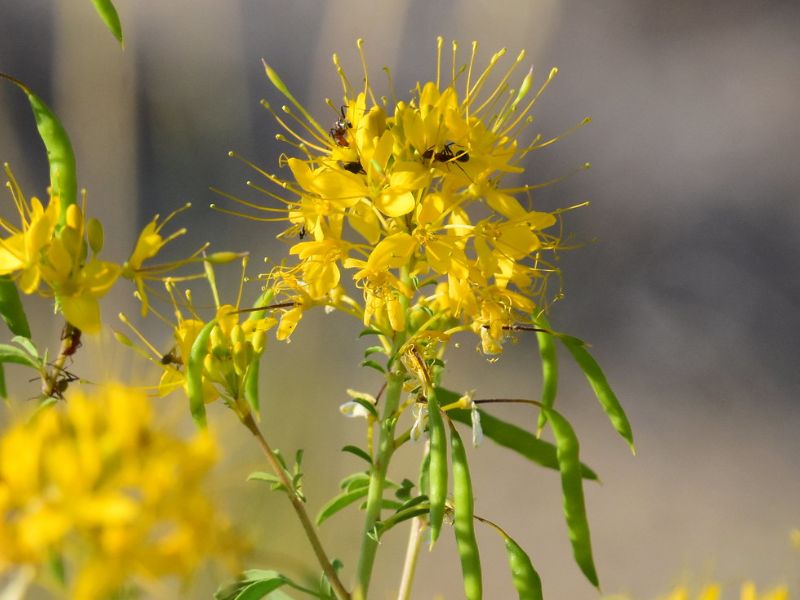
[11,5,769,600]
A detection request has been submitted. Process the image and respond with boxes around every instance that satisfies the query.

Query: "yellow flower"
[0,384,242,599]
[39,203,122,333]
[0,165,60,293]
[222,38,579,353]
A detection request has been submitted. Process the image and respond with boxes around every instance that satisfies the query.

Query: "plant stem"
[396,516,425,600]
[242,413,351,600]
[352,371,404,600]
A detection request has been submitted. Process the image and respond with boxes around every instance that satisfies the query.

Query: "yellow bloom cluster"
[0,384,241,599]
[118,266,275,415]
[658,582,789,600]
[223,38,581,353]
[0,165,211,333]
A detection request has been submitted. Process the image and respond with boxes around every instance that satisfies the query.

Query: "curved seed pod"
[559,334,634,453]
[187,320,216,427]
[426,387,447,546]
[533,315,557,436]
[0,74,77,226]
[503,535,543,600]
[90,0,124,46]
[543,407,599,588]
[449,422,482,600]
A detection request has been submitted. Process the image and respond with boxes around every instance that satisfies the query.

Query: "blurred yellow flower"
[0,384,242,599]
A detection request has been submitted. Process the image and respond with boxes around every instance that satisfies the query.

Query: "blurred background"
[1,0,799,598]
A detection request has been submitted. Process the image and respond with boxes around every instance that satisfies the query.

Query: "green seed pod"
[449,423,482,599]
[427,387,447,546]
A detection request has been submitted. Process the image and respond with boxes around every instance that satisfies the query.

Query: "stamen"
[464,41,479,120]
[235,255,248,309]
[210,186,292,214]
[262,100,328,153]
[117,312,162,358]
[203,257,221,308]
[356,39,379,107]
[451,40,458,86]
[436,36,444,89]
[262,60,328,138]
[3,164,30,225]
[227,151,301,195]
[472,49,524,116]
[382,67,398,106]
[332,53,355,100]
[279,104,331,148]
[520,116,592,157]
[498,67,558,138]
[209,204,289,222]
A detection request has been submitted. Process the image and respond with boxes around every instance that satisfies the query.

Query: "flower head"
[0,384,242,599]
[221,38,587,355]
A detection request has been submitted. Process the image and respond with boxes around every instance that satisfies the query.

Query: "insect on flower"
[160,347,183,367]
[60,324,83,358]
[329,105,352,147]
[342,160,366,174]
[422,142,470,164]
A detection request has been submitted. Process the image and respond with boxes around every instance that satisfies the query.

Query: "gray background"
[1,1,798,598]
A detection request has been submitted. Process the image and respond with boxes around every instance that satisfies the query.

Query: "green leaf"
[0,278,31,338]
[363,345,386,357]
[543,407,599,588]
[316,487,369,525]
[339,472,370,491]
[247,471,285,490]
[11,336,39,359]
[341,445,372,464]
[350,397,378,419]
[533,315,558,436]
[214,570,293,600]
[360,359,386,374]
[375,501,430,536]
[0,343,42,369]
[445,403,597,480]
[90,0,124,46]
[559,335,634,452]
[358,327,383,338]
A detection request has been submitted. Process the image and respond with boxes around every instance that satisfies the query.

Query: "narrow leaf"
[316,487,369,525]
[559,335,634,452]
[543,407,599,588]
[0,278,31,338]
[0,344,42,369]
[360,359,385,374]
[341,445,372,464]
[247,471,283,486]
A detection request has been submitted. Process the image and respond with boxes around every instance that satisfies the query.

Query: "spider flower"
[0,384,242,599]
[221,38,587,353]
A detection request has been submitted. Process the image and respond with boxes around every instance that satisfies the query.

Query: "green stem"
[396,516,425,600]
[353,371,404,600]
[242,413,350,600]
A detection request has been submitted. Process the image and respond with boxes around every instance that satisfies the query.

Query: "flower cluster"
[0,165,213,332]
[221,38,585,354]
[118,261,275,416]
[0,384,242,599]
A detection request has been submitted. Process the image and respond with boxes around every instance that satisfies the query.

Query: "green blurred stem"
[242,413,350,600]
[396,516,425,600]
[353,371,404,600]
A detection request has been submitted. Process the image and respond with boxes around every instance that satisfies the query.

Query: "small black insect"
[160,348,183,367]
[422,142,469,164]
[330,105,352,147]
[342,160,366,175]
[299,225,307,239]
